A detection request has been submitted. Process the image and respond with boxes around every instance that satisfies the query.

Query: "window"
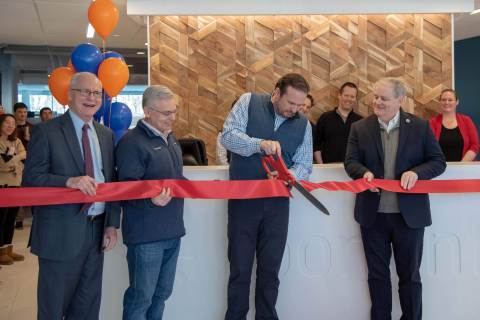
[17,84,66,115]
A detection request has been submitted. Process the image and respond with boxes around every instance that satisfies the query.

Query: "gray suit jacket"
[22,111,120,261]
[344,110,446,228]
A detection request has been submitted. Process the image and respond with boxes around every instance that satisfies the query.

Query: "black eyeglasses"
[148,107,178,117]
[71,88,102,99]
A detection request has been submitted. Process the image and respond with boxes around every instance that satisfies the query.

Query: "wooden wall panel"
[149,14,452,163]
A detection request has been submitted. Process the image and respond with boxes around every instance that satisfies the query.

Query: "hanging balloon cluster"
[48,0,132,143]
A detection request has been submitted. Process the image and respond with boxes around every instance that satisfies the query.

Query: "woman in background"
[0,114,26,265]
[429,89,479,161]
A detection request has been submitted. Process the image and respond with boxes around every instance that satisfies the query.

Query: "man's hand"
[267,170,279,180]
[151,187,172,206]
[260,140,281,156]
[400,171,418,190]
[66,176,97,196]
[102,227,117,252]
[363,171,379,192]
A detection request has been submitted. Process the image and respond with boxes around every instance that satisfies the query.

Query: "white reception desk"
[100,163,480,320]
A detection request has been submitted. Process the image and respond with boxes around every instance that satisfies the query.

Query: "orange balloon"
[66,59,75,72]
[48,67,75,106]
[88,0,119,40]
[98,58,129,97]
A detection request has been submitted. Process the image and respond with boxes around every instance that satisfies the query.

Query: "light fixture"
[136,51,145,55]
[145,42,148,46]
[471,9,480,15]
[127,64,134,68]
[86,24,95,38]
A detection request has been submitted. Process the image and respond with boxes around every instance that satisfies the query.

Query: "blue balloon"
[114,129,128,145]
[93,108,103,122]
[93,91,111,122]
[71,43,102,74]
[102,51,124,62]
[104,102,132,131]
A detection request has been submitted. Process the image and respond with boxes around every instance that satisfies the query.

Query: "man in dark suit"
[344,78,446,320]
[22,72,120,320]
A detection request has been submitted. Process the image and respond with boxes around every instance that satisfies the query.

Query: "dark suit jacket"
[22,111,120,261]
[344,110,446,228]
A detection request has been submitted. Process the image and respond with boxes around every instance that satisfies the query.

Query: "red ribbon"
[1,178,479,208]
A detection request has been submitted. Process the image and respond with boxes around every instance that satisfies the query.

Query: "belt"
[87,213,105,222]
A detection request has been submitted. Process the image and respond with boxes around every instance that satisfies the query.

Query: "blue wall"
[455,36,480,130]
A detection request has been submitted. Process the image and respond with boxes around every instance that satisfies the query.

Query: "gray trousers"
[37,217,104,320]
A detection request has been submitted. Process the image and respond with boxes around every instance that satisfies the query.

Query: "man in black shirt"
[314,82,363,163]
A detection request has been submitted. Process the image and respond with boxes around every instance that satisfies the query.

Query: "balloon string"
[101,38,112,127]
[108,97,112,128]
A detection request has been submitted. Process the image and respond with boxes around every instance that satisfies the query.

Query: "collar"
[141,119,171,142]
[378,111,400,133]
[335,107,352,122]
[69,110,93,130]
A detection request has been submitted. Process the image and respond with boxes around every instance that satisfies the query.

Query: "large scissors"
[261,155,330,215]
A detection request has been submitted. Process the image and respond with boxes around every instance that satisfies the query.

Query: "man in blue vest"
[221,73,313,320]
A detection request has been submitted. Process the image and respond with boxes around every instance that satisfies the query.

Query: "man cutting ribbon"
[221,73,313,320]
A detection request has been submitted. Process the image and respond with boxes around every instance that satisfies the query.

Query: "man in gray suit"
[23,72,120,320]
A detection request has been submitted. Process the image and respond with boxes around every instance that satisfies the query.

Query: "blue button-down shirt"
[69,111,105,216]
[221,93,313,180]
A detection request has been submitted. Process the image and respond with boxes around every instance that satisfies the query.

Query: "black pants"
[37,216,105,320]
[225,197,289,320]
[0,206,19,247]
[361,212,424,320]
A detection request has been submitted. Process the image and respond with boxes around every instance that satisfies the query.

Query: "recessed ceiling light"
[136,51,145,55]
[86,24,95,38]
[470,9,480,15]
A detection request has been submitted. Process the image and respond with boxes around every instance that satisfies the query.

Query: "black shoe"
[15,221,23,230]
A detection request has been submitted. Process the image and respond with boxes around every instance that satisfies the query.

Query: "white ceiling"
[455,0,480,40]
[0,0,478,48]
[0,0,147,49]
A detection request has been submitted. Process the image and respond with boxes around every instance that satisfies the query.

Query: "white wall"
[100,163,480,319]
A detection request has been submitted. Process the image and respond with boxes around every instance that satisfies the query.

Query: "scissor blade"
[294,181,330,215]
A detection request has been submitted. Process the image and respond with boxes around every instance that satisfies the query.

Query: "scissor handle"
[261,156,275,175]
[262,155,295,184]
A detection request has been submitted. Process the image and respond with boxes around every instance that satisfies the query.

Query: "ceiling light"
[86,24,95,38]
[470,9,480,15]
[112,34,121,37]
[136,51,145,55]
[145,42,148,46]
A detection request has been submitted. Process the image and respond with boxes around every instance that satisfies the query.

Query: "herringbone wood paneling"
[149,14,452,163]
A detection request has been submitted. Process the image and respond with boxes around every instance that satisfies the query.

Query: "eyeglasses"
[148,107,178,117]
[71,88,102,99]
